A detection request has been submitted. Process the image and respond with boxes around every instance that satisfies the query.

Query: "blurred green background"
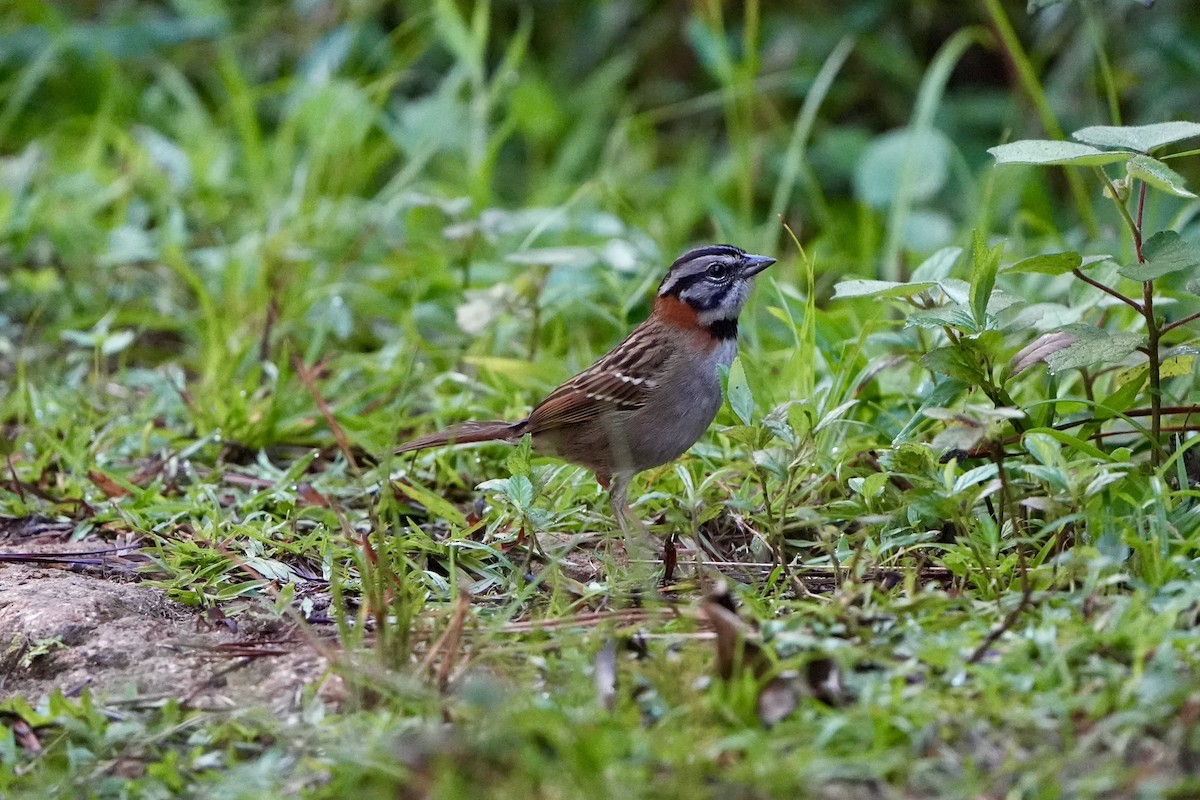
[6,5,1200,796]
[2,0,1199,445]
[2,0,1200,472]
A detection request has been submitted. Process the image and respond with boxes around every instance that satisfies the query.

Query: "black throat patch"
[706,318,739,340]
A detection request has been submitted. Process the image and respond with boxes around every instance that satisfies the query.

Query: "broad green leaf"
[100,329,136,356]
[1150,354,1197,380]
[878,443,936,475]
[831,279,936,300]
[1021,428,1112,462]
[901,209,955,252]
[1073,121,1200,153]
[988,140,1133,166]
[925,404,1024,423]
[506,475,534,510]
[910,294,1020,334]
[953,463,999,495]
[1005,252,1081,275]
[910,246,963,282]
[1074,366,1148,445]
[985,290,1024,315]
[1020,463,1070,492]
[853,127,952,209]
[893,378,969,442]
[1024,432,1062,467]
[726,357,755,425]
[997,301,1083,334]
[931,423,986,454]
[1126,154,1197,198]
[1118,231,1200,281]
[907,304,978,333]
[969,230,1003,329]
[920,345,988,385]
[1110,364,1149,393]
[859,471,889,499]
[937,278,971,304]
[1041,324,1144,374]
[394,479,467,527]
[505,435,532,476]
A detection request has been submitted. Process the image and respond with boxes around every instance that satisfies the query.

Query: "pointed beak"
[741,253,776,277]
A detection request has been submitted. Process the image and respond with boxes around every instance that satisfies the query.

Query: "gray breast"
[616,339,737,473]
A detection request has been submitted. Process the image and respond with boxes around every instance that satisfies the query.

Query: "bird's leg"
[605,473,655,559]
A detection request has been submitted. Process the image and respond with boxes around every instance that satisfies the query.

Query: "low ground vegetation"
[3,2,1200,797]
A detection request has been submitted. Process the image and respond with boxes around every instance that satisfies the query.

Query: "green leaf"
[1041,325,1145,374]
[506,475,534,511]
[988,140,1133,167]
[910,246,963,282]
[920,345,988,386]
[1073,121,1200,153]
[969,230,1003,329]
[1022,428,1112,462]
[893,378,969,442]
[394,479,467,528]
[853,127,952,209]
[1099,367,1147,416]
[100,329,136,355]
[1003,252,1113,275]
[1004,252,1081,275]
[506,435,532,476]
[901,209,955,252]
[907,304,978,333]
[1158,354,1197,380]
[726,357,755,425]
[953,463,1000,494]
[1024,432,1063,467]
[831,279,936,300]
[1079,255,1115,269]
[930,420,986,454]
[1126,154,1197,198]
[937,278,970,304]
[1118,231,1200,281]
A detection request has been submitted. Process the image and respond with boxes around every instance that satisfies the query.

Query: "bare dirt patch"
[0,561,330,714]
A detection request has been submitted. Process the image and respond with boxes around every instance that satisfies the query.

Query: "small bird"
[397,244,776,536]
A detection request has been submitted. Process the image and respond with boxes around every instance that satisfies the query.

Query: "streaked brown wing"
[525,322,673,433]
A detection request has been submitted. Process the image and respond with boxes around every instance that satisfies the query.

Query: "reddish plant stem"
[960,408,1200,459]
[1072,269,1143,314]
[1132,182,1163,465]
[1163,310,1200,335]
[1135,181,1147,262]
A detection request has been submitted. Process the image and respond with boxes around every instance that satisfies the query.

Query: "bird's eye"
[706,262,730,281]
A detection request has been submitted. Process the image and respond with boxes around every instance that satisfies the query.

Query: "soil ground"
[0,518,331,714]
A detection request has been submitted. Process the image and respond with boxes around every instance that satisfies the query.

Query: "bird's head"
[657,244,775,329]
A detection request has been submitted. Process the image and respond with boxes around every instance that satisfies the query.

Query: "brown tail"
[396,420,526,454]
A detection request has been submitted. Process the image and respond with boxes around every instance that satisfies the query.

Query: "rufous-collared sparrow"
[397,244,775,535]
